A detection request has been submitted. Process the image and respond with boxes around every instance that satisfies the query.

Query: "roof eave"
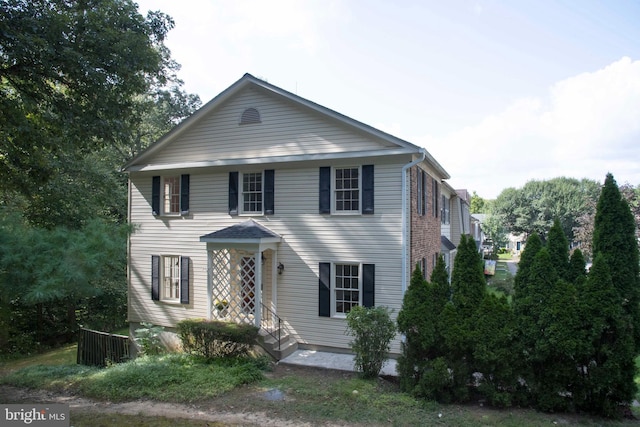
[122,148,418,173]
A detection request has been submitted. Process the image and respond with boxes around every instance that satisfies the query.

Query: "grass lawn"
[1,346,640,426]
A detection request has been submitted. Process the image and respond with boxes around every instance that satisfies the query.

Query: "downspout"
[401,149,426,295]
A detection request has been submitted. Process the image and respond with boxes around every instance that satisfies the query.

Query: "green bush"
[177,319,259,359]
[134,322,164,356]
[345,306,396,378]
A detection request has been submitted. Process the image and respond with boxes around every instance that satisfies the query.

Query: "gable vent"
[239,107,261,125]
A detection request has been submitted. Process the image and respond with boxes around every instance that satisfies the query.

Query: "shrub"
[134,322,164,356]
[177,319,259,359]
[346,306,396,378]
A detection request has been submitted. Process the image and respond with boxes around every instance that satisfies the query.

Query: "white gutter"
[401,149,426,295]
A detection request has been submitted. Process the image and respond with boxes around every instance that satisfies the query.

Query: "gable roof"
[122,73,449,179]
[199,219,282,244]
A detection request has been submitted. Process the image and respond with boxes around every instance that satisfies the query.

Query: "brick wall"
[409,166,442,281]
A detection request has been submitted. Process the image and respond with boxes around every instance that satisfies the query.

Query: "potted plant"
[215,300,229,317]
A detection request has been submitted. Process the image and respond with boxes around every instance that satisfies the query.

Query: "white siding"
[147,87,398,165]
[128,157,408,353]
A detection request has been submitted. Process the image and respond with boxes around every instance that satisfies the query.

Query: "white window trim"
[332,166,362,215]
[331,262,362,317]
[162,255,181,303]
[162,176,181,216]
[239,171,264,216]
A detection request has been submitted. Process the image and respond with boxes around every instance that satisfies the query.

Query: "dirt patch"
[0,364,356,427]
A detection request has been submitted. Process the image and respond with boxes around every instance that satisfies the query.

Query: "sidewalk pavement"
[279,349,398,377]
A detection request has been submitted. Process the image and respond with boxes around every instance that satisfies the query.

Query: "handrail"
[260,302,284,350]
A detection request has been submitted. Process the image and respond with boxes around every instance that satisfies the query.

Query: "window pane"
[335,263,360,314]
[163,177,180,214]
[242,173,263,213]
[162,255,180,300]
[334,168,360,212]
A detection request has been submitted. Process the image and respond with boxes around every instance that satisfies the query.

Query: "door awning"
[200,219,282,246]
[441,235,456,252]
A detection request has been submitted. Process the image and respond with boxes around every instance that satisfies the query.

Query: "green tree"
[574,254,636,417]
[470,191,487,213]
[0,0,178,196]
[513,232,543,294]
[514,248,580,411]
[567,248,586,284]
[0,214,129,350]
[397,265,432,392]
[451,234,486,319]
[592,173,640,350]
[492,177,600,242]
[397,258,452,398]
[546,218,570,280]
[472,293,521,407]
[439,234,487,402]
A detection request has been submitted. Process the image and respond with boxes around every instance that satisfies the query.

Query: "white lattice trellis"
[209,249,257,324]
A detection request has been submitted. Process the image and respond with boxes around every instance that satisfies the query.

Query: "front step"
[257,328,298,360]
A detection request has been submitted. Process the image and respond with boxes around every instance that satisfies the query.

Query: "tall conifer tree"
[592,173,640,350]
[547,218,570,280]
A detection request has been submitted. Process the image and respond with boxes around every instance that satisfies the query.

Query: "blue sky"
[136,0,640,198]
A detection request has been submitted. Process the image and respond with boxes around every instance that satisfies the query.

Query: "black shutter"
[363,264,375,308]
[422,170,427,215]
[264,169,275,215]
[180,256,190,304]
[319,262,331,317]
[416,169,422,216]
[151,176,160,216]
[151,255,160,301]
[362,165,374,214]
[229,172,239,215]
[319,167,331,214]
[180,174,190,215]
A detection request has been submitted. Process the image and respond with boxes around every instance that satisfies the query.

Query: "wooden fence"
[77,328,130,367]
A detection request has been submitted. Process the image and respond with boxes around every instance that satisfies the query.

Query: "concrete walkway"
[279,349,398,377]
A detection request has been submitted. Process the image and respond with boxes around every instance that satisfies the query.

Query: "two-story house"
[122,74,450,358]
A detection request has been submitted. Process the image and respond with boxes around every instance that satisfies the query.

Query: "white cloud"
[136,0,347,100]
[422,57,640,198]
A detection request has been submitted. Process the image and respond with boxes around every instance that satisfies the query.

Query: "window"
[152,174,189,216]
[151,255,190,304]
[335,167,360,212]
[242,172,263,214]
[335,263,360,314]
[163,177,180,214]
[229,170,274,216]
[319,166,374,215]
[318,262,374,317]
[441,195,450,225]
[417,168,427,216]
[163,255,181,301]
[432,180,439,217]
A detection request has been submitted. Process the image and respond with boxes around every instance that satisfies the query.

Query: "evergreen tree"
[592,173,640,351]
[396,264,432,393]
[513,232,543,297]
[574,254,636,417]
[568,248,586,284]
[515,248,580,411]
[451,234,486,318]
[472,292,521,407]
[430,254,451,304]
[547,218,570,280]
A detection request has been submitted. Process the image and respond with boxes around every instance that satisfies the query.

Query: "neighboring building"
[439,184,480,276]
[122,74,450,357]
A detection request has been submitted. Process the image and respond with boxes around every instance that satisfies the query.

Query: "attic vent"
[239,107,261,125]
